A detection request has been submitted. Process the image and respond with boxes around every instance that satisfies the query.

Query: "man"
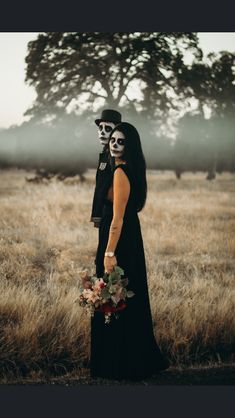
[90,109,122,228]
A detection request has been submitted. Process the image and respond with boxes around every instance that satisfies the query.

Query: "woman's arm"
[104,167,130,272]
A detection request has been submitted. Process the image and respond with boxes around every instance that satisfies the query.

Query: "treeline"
[0,111,234,180]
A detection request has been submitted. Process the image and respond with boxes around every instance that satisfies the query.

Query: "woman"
[90,122,169,381]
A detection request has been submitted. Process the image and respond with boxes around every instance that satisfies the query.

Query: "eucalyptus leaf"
[103,272,109,282]
[109,285,116,294]
[100,288,110,299]
[109,272,118,284]
[121,278,129,287]
[114,266,125,276]
[111,295,118,305]
[126,290,135,298]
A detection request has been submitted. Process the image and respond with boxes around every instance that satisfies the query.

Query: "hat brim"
[95,118,120,126]
[95,119,102,126]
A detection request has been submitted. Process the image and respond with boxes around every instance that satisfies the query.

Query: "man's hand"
[104,255,117,274]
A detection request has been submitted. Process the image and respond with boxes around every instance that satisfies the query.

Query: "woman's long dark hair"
[108,122,147,212]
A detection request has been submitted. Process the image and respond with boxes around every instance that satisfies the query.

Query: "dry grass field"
[0,167,234,383]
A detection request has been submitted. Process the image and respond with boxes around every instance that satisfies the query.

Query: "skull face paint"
[109,130,125,158]
[98,121,115,146]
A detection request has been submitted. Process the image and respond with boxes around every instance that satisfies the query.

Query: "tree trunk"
[206,152,217,180]
[175,168,182,179]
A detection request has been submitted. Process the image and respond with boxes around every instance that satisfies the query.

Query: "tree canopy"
[25,32,203,120]
[177,51,235,118]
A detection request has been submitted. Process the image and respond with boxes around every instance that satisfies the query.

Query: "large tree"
[25,32,203,121]
[177,50,235,117]
[175,51,235,178]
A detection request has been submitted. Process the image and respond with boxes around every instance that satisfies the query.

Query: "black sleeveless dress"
[90,163,169,381]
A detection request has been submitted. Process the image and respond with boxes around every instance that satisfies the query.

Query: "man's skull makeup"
[98,121,115,146]
[109,130,125,158]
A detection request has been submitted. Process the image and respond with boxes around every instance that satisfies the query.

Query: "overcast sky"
[0,32,235,129]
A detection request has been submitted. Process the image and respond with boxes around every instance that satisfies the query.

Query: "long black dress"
[90,163,169,381]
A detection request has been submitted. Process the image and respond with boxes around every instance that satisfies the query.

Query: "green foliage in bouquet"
[77,265,135,324]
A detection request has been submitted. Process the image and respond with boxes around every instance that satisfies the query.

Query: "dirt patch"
[3,364,235,386]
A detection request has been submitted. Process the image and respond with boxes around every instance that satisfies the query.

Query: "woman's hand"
[104,255,117,274]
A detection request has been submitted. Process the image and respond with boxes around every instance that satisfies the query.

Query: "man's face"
[109,130,125,158]
[98,121,115,146]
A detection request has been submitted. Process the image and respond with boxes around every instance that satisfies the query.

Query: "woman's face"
[109,130,125,158]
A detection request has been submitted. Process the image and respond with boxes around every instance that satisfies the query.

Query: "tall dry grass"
[0,168,234,380]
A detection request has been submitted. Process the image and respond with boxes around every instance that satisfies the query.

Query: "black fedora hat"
[95,109,122,126]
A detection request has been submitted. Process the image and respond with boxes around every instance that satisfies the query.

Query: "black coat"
[90,149,112,228]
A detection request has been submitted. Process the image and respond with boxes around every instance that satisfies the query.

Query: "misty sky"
[0,32,235,129]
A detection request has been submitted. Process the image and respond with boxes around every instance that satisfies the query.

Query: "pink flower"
[99,278,106,288]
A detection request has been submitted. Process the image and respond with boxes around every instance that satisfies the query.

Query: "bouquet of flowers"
[77,266,135,324]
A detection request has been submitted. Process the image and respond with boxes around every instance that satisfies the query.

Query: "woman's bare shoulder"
[114,167,131,193]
